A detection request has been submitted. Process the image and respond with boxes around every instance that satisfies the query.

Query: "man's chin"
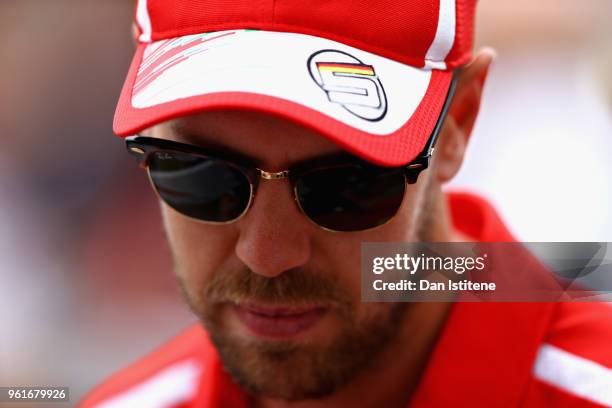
[198,302,341,399]
[207,326,350,400]
[200,302,407,401]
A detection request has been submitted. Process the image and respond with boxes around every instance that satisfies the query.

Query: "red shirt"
[80,192,612,408]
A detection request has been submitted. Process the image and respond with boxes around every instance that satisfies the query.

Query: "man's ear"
[433,48,496,182]
[132,23,140,46]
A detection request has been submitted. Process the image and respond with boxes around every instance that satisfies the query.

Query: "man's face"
[150,110,436,400]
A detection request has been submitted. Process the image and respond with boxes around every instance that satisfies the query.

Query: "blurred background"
[1,1,610,406]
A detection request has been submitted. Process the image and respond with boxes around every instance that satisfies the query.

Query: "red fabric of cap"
[114,0,476,166]
[137,0,476,69]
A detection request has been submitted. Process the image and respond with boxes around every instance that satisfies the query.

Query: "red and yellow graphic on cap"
[316,62,375,76]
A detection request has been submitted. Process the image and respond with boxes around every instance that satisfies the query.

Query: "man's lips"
[231,303,327,339]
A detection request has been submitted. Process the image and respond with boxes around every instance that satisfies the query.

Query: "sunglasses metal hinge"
[406,147,434,170]
[129,147,145,155]
[259,169,290,180]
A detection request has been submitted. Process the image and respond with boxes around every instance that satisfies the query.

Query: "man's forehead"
[153,110,343,167]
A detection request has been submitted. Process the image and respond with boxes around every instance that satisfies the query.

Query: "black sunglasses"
[125,73,458,232]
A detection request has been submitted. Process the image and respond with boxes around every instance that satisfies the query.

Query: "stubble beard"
[171,173,437,401]
[176,267,408,401]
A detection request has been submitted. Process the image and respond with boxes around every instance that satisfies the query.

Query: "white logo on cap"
[308,50,387,121]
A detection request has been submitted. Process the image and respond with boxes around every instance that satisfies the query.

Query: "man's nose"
[235,176,312,278]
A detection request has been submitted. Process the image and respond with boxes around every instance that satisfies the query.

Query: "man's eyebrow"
[167,122,357,168]
[169,124,263,164]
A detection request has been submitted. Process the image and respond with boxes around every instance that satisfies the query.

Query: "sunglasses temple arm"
[420,68,461,159]
[403,69,461,185]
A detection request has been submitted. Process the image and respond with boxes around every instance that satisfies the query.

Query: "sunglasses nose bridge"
[257,169,290,180]
[255,167,301,204]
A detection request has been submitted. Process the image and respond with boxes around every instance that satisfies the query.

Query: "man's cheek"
[161,205,235,286]
[160,204,208,248]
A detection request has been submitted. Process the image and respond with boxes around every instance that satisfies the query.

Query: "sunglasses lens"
[147,151,252,222]
[295,165,406,231]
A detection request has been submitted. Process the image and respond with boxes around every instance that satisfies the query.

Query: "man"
[81,1,612,407]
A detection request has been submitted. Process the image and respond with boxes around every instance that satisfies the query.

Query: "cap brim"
[114,29,453,166]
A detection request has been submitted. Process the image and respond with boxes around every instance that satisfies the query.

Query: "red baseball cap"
[114,0,476,166]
